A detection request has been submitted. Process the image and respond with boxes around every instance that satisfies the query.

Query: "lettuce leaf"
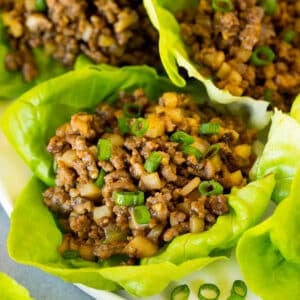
[143,0,271,130]
[0,15,66,100]
[0,272,33,300]
[2,65,275,296]
[253,106,300,203]
[236,168,300,300]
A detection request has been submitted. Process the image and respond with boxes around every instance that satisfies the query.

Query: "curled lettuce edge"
[143,0,272,130]
[2,65,276,296]
[0,272,33,300]
[236,168,300,300]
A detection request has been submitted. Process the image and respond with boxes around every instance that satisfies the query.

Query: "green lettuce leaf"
[253,107,300,203]
[143,0,271,129]
[0,15,66,100]
[2,65,275,296]
[0,272,33,300]
[236,168,300,300]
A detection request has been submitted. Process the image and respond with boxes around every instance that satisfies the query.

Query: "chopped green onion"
[118,117,131,135]
[229,280,247,298]
[199,122,221,135]
[133,205,151,224]
[62,250,79,259]
[204,143,220,158]
[170,284,190,300]
[170,131,194,145]
[198,283,220,300]
[113,191,144,206]
[97,139,112,161]
[35,0,47,11]
[131,118,149,137]
[53,160,57,173]
[182,145,203,160]
[250,46,275,67]
[212,0,233,12]
[263,89,273,103]
[144,151,163,173]
[198,180,224,196]
[260,0,277,15]
[283,30,296,44]
[122,103,141,118]
[95,169,106,188]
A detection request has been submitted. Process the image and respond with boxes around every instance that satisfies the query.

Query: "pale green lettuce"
[143,0,271,130]
[236,168,300,300]
[2,65,275,296]
[0,272,33,300]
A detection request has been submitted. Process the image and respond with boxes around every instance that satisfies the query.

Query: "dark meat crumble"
[43,90,257,264]
[0,0,160,81]
[176,0,300,111]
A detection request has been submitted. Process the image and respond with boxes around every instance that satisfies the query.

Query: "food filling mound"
[44,90,257,264]
[0,0,159,81]
[176,0,300,111]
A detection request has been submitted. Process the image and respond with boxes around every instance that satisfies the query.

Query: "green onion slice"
[144,151,163,173]
[97,138,112,161]
[35,0,47,11]
[131,118,149,137]
[260,0,277,15]
[62,250,79,259]
[230,280,247,298]
[170,131,194,145]
[263,89,273,103]
[283,30,296,44]
[122,103,141,118]
[118,117,131,135]
[198,180,224,196]
[204,143,220,159]
[250,46,275,67]
[200,122,221,135]
[95,169,106,188]
[133,205,151,224]
[198,283,220,300]
[113,191,144,206]
[182,145,203,160]
[170,284,190,300]
[212,0,233,12]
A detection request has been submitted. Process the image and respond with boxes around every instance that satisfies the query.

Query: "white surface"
[0,101,260,300]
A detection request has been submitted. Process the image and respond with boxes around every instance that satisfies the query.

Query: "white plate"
[0,101,260,300]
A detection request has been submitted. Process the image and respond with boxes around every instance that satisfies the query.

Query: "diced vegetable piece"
[93,205,112,221]
[124,236,158,258]
[77,182,101,199]
[140,172,162,190]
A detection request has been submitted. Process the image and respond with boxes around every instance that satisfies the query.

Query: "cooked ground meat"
[43,89,257,263]
[0,0,159,81]
[176,0,300,111]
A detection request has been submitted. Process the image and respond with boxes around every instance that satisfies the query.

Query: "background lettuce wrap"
[0,15,66,100]
[0,272,33,300]
[1,65,275,296]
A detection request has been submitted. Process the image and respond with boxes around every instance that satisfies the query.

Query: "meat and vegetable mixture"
[176,0,300,111]
[43,89,257,263]
[0,0,159,81]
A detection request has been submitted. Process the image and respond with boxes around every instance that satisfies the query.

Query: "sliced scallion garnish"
[283,30,296,44]
[113,191,144,206]
[182,145,203,160]
[97,138,112,161]
[35,0,47,11]
[170,131,194,145]
[198,283,220,300]
[199,122,221,135]
[95,169,106,188]
[144,151,163,173]
[198,180,224,196]
[229,280,247,299]
[211,0,233,12]
[118,117,131,135]
[133,205,151,224]
[131,118,149,137]
[260,0,277,15]
[250,46,275,67]
[122,103,141,118]
[170,284,190,300]
[204,143,220,159]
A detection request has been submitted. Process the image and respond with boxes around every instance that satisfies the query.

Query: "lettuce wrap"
[1,65,275,296]
[0,14,66,100]
[0,272,33,300]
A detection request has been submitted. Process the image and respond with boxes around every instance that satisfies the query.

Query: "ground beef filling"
[176,0,300,111]
[43,90,257,263]
[0,0,159,82]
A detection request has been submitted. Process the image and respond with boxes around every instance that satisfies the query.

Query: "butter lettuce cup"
[1,65,275,296]
[144,0,300,111]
